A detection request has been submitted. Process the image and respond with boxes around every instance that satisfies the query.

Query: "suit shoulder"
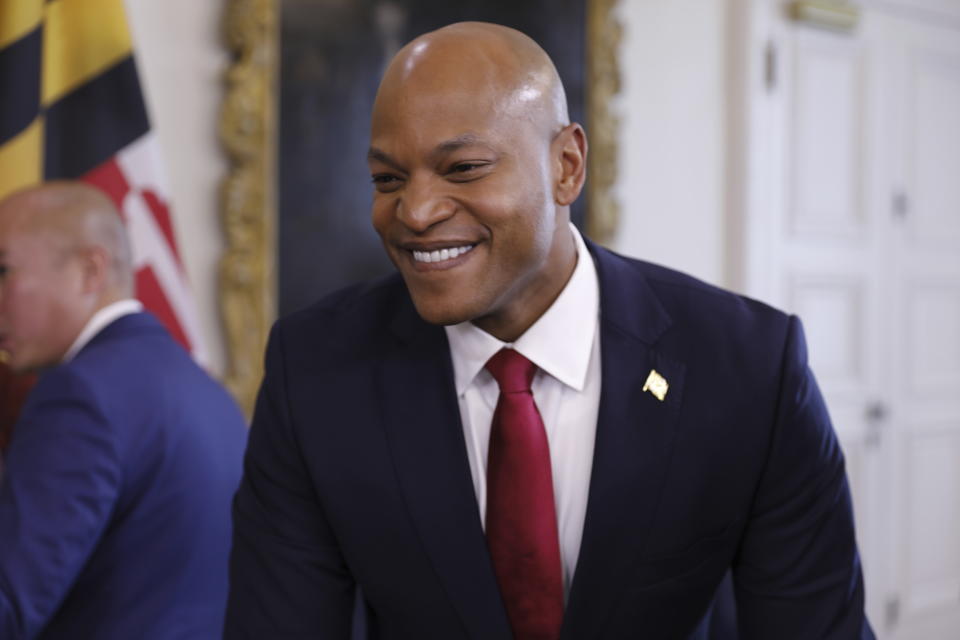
[63,316,244,427]
[614,251,789,329]
[272,273,407,353]
[278,272,405,332]
[23,365,107,421]
[592,247,793,360]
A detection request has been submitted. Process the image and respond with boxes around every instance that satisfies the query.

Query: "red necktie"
[485,348,564,640]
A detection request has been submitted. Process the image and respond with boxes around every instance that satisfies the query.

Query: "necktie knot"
[485,348,537,394]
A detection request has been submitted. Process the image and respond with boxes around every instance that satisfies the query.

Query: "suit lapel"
[378,298,511,640]
[562,244,687,639]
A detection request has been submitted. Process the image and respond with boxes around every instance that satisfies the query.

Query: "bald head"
[374,22,569,140]
[0,181,134,371]
[0,181,133,295]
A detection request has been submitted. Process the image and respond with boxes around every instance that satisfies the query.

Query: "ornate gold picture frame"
[219,0,622,415]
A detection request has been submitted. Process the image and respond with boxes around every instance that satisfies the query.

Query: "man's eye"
[448,162,492,180]
[371,174,402,191]
[0,265,7,278]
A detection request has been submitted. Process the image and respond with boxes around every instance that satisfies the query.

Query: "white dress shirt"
[62,299,143,363]
[444,224,601,596]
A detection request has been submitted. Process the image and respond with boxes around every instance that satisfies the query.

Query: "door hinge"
[885,595,900,629]
[764,40,778,92]
[864,401,887,449]
[893,190,909,219]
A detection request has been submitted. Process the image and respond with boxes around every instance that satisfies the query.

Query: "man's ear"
[553,123,588,206]
[78,246,111,295]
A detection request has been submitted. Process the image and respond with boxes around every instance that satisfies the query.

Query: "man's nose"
[396,177,455,233]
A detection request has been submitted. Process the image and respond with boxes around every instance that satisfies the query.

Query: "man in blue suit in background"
[226,22,873,639]
[0,181,246,639]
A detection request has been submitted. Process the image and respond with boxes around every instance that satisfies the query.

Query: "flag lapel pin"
[642,369,669,401]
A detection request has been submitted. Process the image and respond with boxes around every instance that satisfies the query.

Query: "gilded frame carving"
[219,0,622,415]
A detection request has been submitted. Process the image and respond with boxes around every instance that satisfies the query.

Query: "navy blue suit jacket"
[0,312,247,639]
[226,243,873,639]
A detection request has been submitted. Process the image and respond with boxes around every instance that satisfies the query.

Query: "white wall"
[124,0,229,377]
[611,0,728,288]
[125,0,731,378]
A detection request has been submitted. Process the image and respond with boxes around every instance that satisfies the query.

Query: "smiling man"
[366,26,581,341]
[226,22,873,639]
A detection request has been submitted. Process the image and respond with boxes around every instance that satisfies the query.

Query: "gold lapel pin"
[642,369,669,401]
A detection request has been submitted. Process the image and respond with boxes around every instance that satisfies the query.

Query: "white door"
[758,10,888,628]
[738,2,960,637]
[875,11,960,639]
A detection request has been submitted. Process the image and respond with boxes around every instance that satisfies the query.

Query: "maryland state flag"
[0,0,206,362]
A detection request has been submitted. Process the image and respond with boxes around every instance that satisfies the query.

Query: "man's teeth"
[412,245,474,263]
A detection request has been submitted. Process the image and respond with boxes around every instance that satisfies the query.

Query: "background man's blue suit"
[0,312,247,639]
[226,241,873,639]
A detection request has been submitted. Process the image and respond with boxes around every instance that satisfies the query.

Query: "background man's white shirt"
[63,299,143,363]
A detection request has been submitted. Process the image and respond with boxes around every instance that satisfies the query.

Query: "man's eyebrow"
[431,134,501,165]
[367,147,401,169]
[434,133,485,154]
[367,134,495,168]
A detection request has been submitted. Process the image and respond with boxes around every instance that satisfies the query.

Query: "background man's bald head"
[374,22,570,138]
[0,181,136,371]
[0,181,133,294]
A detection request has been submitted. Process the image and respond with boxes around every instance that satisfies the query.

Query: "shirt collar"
[445,224,600,394]
[62,299,144,363]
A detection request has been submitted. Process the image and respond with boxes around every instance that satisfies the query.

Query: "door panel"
[745,3,960,636]
[885,13,960,638]
[775,20,886,628]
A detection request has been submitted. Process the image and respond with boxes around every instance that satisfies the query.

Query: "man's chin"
[408,295,477,328]
[412,308,471,328]
[3,351,53,374]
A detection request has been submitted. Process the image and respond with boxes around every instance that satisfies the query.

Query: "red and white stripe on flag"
[84,133,209,367]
